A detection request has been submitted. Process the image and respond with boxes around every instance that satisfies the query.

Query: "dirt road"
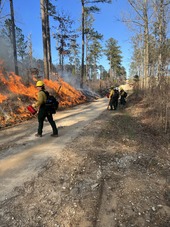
[0,98,108,201]
[0,96,170,227]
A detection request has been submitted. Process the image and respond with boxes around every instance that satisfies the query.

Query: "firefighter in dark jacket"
[112,87,119,110]
[32,81,58,137]
[119,87,127,106]
[108,86,114,110]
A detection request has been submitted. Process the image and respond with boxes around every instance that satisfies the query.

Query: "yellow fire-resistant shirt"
[35,90,47,108]
[109,89,114,99]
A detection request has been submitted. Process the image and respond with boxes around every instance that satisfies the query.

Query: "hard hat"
[36,81,44,87]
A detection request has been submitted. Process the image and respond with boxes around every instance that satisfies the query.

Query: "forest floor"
[0,93,170,227]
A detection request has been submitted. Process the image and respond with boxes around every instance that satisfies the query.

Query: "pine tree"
[105,38,123,80]
[80,0,112,88]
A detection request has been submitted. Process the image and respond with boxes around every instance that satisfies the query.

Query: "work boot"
[35,133,42,137]
[51,133,58,137]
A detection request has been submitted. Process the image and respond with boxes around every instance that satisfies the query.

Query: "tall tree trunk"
[110,55,112,78]
[59,37,64,76]
[46,0,52,75]
[85,35,88,80]
[128,0,150,89]
[157,0,166,80]
[81,0,85,88]
[9,0,18,75]
[61,52,64,73]
[73,45,77,75]
[28,34,33,68]
[40,0,49,79]
[143,0,149,89]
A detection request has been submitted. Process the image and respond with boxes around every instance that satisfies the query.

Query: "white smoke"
[0,36,15,71]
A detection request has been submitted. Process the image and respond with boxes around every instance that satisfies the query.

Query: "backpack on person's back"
[123,91,127,98]
[43,91,59,114]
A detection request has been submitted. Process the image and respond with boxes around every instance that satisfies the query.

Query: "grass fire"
[0,61,86,128]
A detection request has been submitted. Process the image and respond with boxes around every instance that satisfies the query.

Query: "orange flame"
[0,72,37,98]
[0,94,7,103]
[0,62,86,128]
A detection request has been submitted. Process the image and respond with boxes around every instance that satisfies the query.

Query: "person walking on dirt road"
[32,81,58,137]
[112,87,119,110]
[119,87,127,107]
[108,86,114,110]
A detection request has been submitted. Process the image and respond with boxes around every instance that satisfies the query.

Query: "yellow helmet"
[36,81,44,87]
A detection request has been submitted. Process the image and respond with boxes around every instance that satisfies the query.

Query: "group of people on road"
[108,86,127,111]
[32,81,127,138]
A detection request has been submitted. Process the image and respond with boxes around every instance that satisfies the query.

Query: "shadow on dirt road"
[0,98,108,201]
[0,97,170,227]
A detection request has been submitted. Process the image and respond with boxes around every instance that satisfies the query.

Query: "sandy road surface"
[0,98,108,202]
[0,93,170,227]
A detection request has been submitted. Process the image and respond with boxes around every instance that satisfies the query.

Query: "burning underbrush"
[0,63,88,128]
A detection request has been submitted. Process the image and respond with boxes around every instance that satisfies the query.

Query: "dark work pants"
[109,98,113,110]
[113,98,119,110]
[38,106,58,135]
[46,112,58,135]
[120,97,126,106]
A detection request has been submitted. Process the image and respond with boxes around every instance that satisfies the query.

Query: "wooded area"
[0,2,170,225]
[127,0,170,133]
[0,0,170,132]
